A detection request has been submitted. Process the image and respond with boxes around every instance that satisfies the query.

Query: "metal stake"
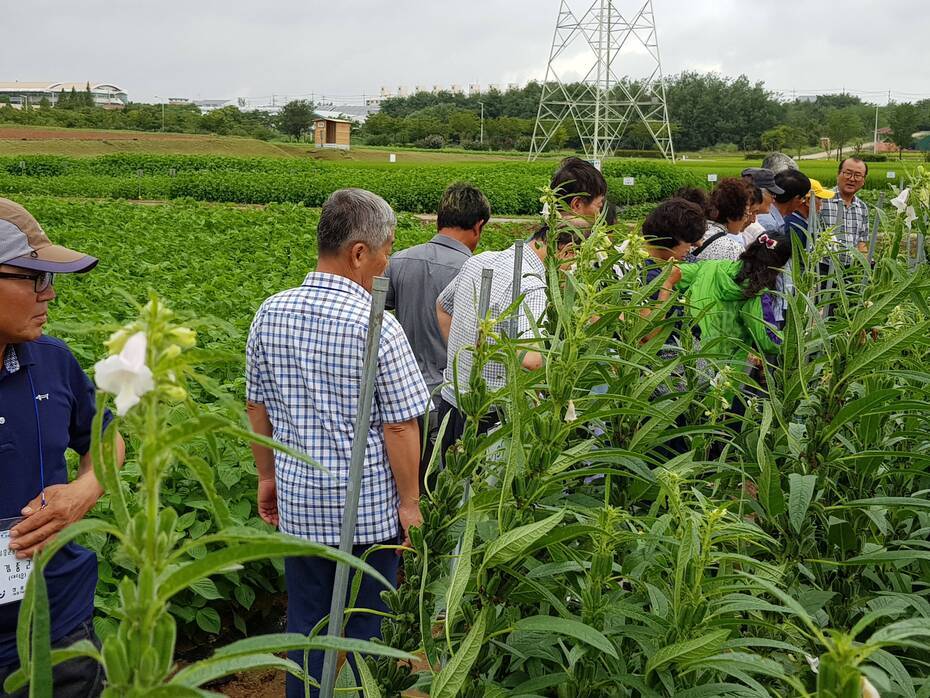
[867,193,884,265]
[319,276,389,698]
[508,240,524,338]
[450,268,494,564]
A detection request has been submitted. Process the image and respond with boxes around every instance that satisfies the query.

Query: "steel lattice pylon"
[529,0,675,162]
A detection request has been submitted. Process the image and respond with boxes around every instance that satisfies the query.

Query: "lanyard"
[24,366,47,508]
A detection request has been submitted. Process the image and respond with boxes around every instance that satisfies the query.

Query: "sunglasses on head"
[0,270,55,293]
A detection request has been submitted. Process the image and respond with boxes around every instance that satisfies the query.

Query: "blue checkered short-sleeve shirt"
[246,272,430,545]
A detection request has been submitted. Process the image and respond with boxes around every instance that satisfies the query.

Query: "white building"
[0,81,127,109]
[192,99,237,114]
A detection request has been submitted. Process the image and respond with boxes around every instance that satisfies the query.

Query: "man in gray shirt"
[385,182,491,478]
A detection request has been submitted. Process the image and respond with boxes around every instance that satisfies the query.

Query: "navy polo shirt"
[0,336,107,668]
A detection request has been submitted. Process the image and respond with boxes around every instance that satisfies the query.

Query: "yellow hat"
[809,179,835,200]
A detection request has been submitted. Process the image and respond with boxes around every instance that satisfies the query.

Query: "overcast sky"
[5,0,929,106]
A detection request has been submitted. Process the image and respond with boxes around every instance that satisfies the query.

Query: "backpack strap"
[692,231,728,258]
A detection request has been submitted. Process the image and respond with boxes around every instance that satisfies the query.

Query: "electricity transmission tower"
[529,0,675,162]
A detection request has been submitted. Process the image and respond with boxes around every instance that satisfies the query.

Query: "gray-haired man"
[246,188,429,697]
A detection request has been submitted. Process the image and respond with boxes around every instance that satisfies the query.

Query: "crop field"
[4,152,930,697]
[0,126,549,162]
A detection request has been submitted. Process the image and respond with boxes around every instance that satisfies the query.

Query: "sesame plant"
[4,297,414,697]
[368,189,930,697]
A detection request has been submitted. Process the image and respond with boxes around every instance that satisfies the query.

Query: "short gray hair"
[317,188,396,255]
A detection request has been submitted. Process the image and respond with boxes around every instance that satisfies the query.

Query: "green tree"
[663,72,784,151]
[888,102,920,160]
[83,82,94,108]
[277,100,316,140]
[761,125,790,151]
[38,96,51,109]
[826,109,864,159]
[447,109,479,143]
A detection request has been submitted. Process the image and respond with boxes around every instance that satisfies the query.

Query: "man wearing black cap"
[0,198,124,697]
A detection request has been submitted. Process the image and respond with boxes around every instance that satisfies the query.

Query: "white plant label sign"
[887,171,896,179]
[0,518,31,606]
[623,177,635,186]
[707,173,718,182]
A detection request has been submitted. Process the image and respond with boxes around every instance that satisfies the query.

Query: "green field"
[6,135,930,696]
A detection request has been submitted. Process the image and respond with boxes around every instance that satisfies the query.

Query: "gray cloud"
[4,0,928,104]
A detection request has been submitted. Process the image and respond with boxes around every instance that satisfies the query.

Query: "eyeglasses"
[0,271,55,293]
[840,170,865,181]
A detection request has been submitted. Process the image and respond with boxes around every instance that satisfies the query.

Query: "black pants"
[437,399,498,461]
[284,543,399,698]
[0,620,103,698]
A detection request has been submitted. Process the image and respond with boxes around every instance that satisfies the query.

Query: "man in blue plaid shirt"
[246,188,429,697]
[820,157,870,262]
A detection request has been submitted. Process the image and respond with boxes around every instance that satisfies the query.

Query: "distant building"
[192,99,236,114]
[168,97,191,105]
[314,117,351,150]
[0,81,127,109]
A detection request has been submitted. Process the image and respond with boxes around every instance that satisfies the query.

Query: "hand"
[397,500,422,552]
[257,477,279,527]
[9,478,100,559]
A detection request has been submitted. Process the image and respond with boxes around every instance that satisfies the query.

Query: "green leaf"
[756,402,785,518]
[431,609,486,698]
[196,607,221,634]
[645,629,730,674]
[145,687,219,697]
[445,500,475,647]
[189,577,223,601]
[233,584,256,610]
[212,633,416,662]
[352,653,382,698]
[171,653,305,687]
[158,537,390,604]
[336,661,359,694]
[480,510,564,571]
[513,616,617,659]
[869,618,930,646]
[788,473,817,534]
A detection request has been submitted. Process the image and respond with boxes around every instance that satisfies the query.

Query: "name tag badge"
[0,517,32,606]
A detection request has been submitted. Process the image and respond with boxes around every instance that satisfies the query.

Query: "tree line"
[0,96,317,142]
[365,74,930,156]
[2,73,929,154]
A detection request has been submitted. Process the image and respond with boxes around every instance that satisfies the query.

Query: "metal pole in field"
[319,276,389,698]
[508,240,524,338]
[449,268,495,565]
[805,195,818,254]
[478,267,494,322]
[867,192,884,264]
[479,101,485,146]
[917,229,926,266]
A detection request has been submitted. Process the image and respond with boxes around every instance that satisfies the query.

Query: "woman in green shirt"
[676,232,791,365]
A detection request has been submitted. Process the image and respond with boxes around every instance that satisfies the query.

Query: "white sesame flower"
[905,205,918,230]
[861,676,880,698]
[890,188,910,213]
[94,332,155,415]
[564,400,577,422]
[805,655,820,674]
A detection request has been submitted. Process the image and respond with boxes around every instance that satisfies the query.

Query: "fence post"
[867,193,884,265]
[319,275,389,698]
[508,240,524,339]
[450,268,494,566]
